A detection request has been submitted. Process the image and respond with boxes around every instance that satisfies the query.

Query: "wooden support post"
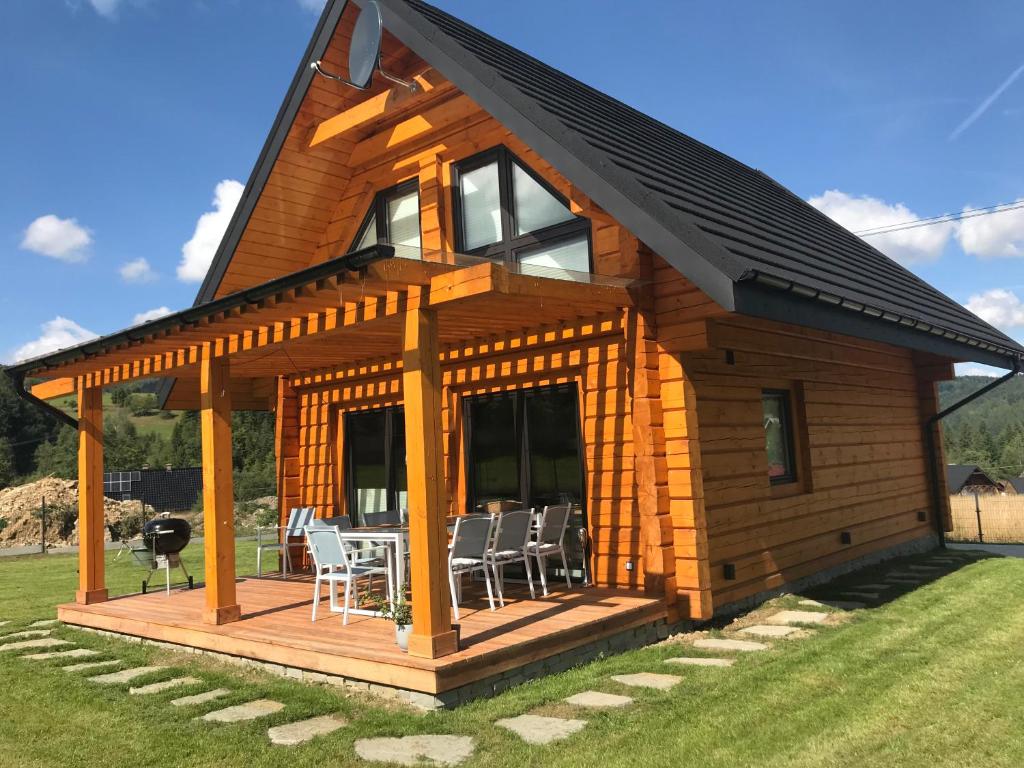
[76,379,107,605]
[200,348,241,625]
[402,301,458,659]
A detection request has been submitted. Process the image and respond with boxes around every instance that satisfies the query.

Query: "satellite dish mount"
[310,0,418,92]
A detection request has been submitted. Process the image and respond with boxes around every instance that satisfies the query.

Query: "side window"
[762,389,798,485]
[350,180,421,258]
[453,147,591,274]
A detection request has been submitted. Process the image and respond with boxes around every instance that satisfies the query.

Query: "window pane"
[518,235,590,276]
[763,392,794,482]
[354,213,377,251]
[386,190,421,257]
[513,163,573,235]
[525,387,583,509]
[467,394,520,508]
[348,411,388,521]
[459,161,502,250]
[391,411,407,511]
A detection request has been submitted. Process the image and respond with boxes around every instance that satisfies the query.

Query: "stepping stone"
[738,624,800,638]
[768,610,829,625]
[354,735,476,766]
[799,599,865,610]
[496,714,587,745]
[62,660,122,673]
[24,648,99,661]
[0,621,9,627]
[694,638,768,652]
[267,714,347,746]
[564,691,633,708]
[0,629,52,642]
[610,672,681,690]
[171,688,231,707]
[839,591,880,600]
[0,638,71,653]
[665,657,734,668]
[201,699,284,723]
[130,676,201,695]
[29,620,59,628]
[88,666,167,685]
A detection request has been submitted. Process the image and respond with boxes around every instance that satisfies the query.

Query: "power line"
[854,199,1024,237]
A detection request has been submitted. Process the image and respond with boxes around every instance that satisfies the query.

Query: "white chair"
[527,504,573,595]
[256,507,314,578]
[304,524,389,624]
[486,510,536,606]
[447,515,497,621]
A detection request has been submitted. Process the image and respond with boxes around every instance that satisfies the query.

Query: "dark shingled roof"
[946,464,999,493]
[378,0,1024,367]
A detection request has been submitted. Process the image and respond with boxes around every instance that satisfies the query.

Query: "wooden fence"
[949,494,1024,544]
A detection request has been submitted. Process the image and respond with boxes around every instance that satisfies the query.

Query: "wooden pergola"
[20,251,631,658]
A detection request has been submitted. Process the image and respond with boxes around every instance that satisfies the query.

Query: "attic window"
[350,179,421,258]
[452,147,591,273]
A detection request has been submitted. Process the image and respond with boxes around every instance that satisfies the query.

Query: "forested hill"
[0,375,276,499]
[939,375,1024,481]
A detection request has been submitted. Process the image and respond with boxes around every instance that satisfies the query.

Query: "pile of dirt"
[0,477,149,549]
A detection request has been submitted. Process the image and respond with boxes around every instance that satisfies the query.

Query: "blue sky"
[2,0,1023,374]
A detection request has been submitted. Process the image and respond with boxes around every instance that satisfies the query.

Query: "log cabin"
[6,0,1024,705]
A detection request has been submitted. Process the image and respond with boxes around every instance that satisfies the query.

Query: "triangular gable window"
[350,179,421,258]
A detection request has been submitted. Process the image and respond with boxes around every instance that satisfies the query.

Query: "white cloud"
[296,0,327,12]
[808,190,954,265]
[12,317,97,362]
[964,288,1024,329]
[20,214,93,263]
[177,179,244,283]
[119,257,157,283]
[955,363,1003,378]
[88,0,122,17]
[132,306,172,325]
[956,199,1024,258]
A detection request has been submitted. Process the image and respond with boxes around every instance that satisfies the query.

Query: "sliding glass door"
[345,407,406,525]
[464,384,587,579]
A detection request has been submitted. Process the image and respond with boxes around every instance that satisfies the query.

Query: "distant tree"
[110,387,130,407]
[170,411,201,467]
[33,426,77,479]
[0,439,15,488]
[999,433,1024,479]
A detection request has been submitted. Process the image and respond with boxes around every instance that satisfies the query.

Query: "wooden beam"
[402,300,457,659]
[75,381,107,605]
[30,377,76,401]
[200,347,241,625]
[308,70,450,148]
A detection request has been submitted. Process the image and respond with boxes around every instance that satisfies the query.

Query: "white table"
[336,527,408,614]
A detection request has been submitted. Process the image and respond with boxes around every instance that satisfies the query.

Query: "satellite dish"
[310,1,417,92]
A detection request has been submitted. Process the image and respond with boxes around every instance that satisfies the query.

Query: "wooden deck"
[57,578,666,694]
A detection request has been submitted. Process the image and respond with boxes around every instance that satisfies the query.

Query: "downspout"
[3,369,78,430]
[925,359,1020,547]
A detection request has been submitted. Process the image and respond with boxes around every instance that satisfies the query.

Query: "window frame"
[762,388,799,486]
[450,146,592,269]
[343,406,406,525]
[349,178,421,252]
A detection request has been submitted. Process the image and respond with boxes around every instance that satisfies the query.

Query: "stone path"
[29,620,59,628]
[496,714,587,745]
[853,583,892,591]
[768,610,829,625]
[354,735,475,766]
[0,638,70,653]
[665,656,734,667]
[201,699,285,724]
[839,591,880,600]
[0,621,9,627]
[89,666,167,685]
[63,660,122,673]
[0,629,52,642]
[564,691,633,708]
[130,677,201,696]
[739,624,800,638]
[799,598,864,610]
[694,637,768,652]
[268,715,347,746]
[610,672,681,690]
[171,688,231,707]
[24,648,99,661]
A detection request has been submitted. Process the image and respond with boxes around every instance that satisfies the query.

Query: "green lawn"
[1,548,1022,767]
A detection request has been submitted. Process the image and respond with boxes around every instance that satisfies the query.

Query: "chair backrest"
[539,504,572,546]
[304,525,349,573]
[362,508,401,527]
[449,515,494,560]
[492,510,534,552]
[285,507,315,536]
[322,515,353,530]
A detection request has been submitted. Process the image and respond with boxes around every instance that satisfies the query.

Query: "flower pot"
[395,624,411,652]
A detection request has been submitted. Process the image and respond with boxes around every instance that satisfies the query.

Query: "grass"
[50,391,182,440]
[1,548,1023,767]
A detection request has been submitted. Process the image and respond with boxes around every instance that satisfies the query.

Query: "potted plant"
[377,594,413,651]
